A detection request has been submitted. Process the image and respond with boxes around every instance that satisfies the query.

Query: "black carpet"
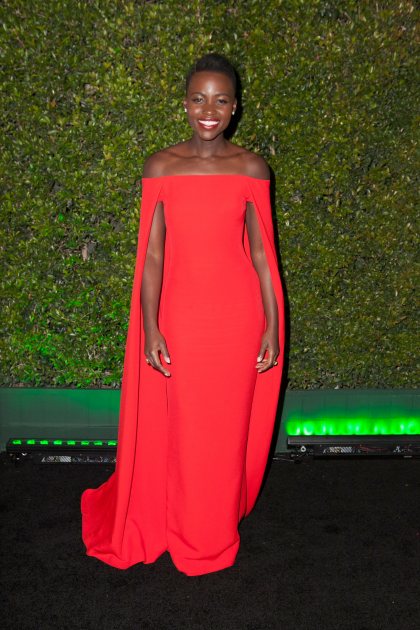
[1,453,419,630]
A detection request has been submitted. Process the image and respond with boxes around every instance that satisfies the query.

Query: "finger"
[257,349,275,373]
[256,342,267,363]
[267,348,275,365]
[160,341,171,364]
[257,360,269,373]
[150,350,171,377]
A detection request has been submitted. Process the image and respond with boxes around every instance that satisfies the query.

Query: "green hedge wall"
[1,0,417,389]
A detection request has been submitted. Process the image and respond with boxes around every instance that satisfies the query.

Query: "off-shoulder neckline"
[142,173,270,182]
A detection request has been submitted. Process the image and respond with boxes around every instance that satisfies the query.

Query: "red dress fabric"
[81,174,285,576]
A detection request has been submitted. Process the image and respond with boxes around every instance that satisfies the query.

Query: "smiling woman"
[81,53,285,577]
[184,58,237,139]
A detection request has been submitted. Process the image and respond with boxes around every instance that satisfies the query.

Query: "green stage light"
[6,437,118,464]
[286,416,420,436]
[6,438,119,449]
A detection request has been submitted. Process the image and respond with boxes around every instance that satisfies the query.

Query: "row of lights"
[8,418,420,448]
[10,439,117,447]
[286,417,419,436]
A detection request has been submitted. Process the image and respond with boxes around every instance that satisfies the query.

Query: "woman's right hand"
[144,328,171,377]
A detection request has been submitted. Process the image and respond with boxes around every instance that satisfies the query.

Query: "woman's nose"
[202,104,217,117]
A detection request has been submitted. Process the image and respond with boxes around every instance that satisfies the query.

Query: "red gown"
[81,174,285,576]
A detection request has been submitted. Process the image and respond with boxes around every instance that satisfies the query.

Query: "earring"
[184,108,187,112]
[232,110,236,115]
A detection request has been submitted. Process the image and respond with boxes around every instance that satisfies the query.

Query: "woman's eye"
[191,98,228,104]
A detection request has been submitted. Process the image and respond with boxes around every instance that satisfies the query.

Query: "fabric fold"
[81,177,168,568]
[242,177,285,517]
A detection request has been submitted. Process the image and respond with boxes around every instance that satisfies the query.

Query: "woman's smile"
[197,119,220,130]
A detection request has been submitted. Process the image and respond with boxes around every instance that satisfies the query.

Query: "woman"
[81,53,285,577]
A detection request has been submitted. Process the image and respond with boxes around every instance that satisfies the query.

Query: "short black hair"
[185,53,237,96]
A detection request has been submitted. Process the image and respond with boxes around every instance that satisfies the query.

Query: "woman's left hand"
[256,328,280,373]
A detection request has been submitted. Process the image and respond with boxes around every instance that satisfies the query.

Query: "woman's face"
[183,71,237,138]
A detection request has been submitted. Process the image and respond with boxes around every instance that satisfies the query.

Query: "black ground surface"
[1,453,419,630]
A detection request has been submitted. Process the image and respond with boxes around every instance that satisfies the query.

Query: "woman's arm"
[245,201,279,334]
[244,155,279,372]
[140,154,171,376]
[140,201,166,335]
[140,201,171,377]
[245,201,280,373]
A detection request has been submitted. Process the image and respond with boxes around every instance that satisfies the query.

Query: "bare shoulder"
[239,149,270,180]
[142,146,182,178]
[142,151,165,178]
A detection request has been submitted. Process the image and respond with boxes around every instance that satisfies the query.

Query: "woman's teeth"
[198,120,219,129]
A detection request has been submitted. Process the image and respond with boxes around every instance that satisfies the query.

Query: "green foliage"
[0,0,418,388]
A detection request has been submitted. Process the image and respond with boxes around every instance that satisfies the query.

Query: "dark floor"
[1,452,419,630]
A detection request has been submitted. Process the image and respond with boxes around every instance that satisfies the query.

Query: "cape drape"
[81,175,285,570]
